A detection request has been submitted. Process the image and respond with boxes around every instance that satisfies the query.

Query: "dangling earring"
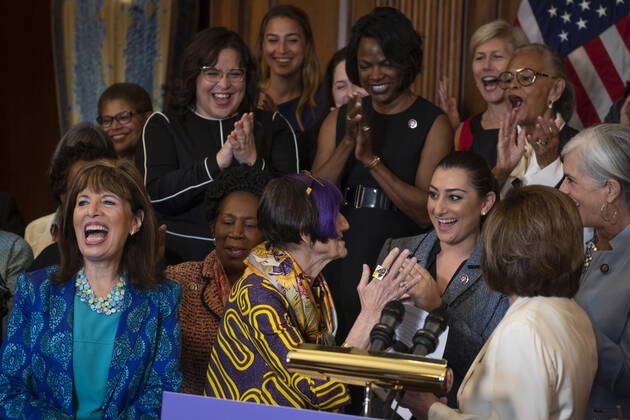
[547,100,554,110]
[600,202,619,225]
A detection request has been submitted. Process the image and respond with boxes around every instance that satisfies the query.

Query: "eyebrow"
[429,186,468,193]
[265,32,301,37]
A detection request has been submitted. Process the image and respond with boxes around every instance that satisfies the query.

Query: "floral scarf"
[244,242,337,346]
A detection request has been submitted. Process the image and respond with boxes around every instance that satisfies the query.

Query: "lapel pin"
[408,119,418,129]
[459,274,469,284]
[600,264,609,273]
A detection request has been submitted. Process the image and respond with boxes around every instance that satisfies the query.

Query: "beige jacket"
[429,296,597,420]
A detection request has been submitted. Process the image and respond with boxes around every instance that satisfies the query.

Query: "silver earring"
[548,100,553,109]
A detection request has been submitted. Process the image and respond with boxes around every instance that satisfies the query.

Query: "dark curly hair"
[168,27,259,114]
[346,7,423,93]
[205,165,272,225]
[97,82,153,116]
[48,123,117,207]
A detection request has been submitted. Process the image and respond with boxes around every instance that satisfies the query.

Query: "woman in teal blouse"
[0,157,181,419]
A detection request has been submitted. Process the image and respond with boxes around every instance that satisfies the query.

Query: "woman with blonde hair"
[439,20,527,165]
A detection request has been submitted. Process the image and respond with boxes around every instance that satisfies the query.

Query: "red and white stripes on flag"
[516,0,630,129]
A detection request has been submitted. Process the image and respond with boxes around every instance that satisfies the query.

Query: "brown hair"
[256,5,320,131]
[54,159,160,290]
[482,185,583,298]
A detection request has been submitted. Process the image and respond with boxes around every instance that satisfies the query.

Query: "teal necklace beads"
[75,268,125,315]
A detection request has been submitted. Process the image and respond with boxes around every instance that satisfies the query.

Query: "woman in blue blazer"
[0,157,181,419]
[377,151,508,406]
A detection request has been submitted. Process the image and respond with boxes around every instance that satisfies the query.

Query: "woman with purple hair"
[205,172,417,410]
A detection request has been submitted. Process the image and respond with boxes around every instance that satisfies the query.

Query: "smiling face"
[262,17,306,78]
[195,48,245,119]
[428,167,495,248]
[311,213,350,262]
[559,151,607,228]
[73,188,142,267]
[213,191,263,281]
[332,60,367,108]
[472,37,513,105]
[357,37,403,108]
[503,50,564,127]
[99,99,147,158]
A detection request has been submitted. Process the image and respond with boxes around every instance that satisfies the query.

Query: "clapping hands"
[216,112,257,168]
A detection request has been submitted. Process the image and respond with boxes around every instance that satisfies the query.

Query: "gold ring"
[372,265,388,280]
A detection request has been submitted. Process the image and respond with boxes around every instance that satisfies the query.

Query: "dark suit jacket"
[378,231,508,406]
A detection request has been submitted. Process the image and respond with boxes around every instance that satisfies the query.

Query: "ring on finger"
[372,265,388,280]
[361,125,371,132]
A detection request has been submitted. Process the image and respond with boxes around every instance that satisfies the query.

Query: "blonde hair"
[469,20,528,56]
[256,5,320,131]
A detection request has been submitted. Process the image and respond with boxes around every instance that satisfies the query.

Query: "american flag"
[516,0,630,128]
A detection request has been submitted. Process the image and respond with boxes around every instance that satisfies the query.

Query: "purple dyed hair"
[290,172,343,240]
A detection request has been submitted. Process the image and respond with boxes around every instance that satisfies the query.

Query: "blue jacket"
[378,231,508,406]
[0,266,182,419]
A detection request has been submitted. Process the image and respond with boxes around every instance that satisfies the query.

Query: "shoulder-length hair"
[256,5,320,131]
[468,20,528,56]
[53,159,160,290]
[482,185,583,298]
[168,27,259,115]
[258,172,342,249]
[346,7,423,93]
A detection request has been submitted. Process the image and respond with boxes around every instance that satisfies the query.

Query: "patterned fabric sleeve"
[0,273,72,419]
[209,273,349,410]
[114,280,182,418]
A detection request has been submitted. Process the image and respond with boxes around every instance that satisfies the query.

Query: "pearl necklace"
[75,268,125,315]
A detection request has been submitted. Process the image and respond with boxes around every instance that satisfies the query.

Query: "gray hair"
[469,20,528,56]
[562,123,630,205]
[513,43,575,122]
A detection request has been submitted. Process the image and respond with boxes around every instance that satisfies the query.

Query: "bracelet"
[364,156,381,169]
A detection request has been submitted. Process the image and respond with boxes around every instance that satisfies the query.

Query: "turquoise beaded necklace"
[75,268,125,315]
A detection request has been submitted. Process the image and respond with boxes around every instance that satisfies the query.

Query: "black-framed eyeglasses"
[200,66,245,83]
[498,68,558,89]
[97,110,138,127]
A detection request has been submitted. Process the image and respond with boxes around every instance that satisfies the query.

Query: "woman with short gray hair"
[560,123,630,419]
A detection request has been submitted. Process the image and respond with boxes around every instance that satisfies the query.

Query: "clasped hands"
[358,247,443,321]
[344,92,376,166]
[216,112,257,169]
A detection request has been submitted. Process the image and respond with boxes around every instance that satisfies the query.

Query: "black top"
[138,108,299,265]
[28,243,60,272]
[324,96,442,343]
[468,113,500,169]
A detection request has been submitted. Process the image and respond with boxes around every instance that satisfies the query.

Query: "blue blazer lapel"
[102,284,151,410]
[441,241,483,305]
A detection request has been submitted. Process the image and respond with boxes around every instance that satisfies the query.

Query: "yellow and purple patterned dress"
[205,243,350,410]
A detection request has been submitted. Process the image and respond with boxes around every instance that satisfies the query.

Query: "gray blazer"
[377,230,508,405]
[576,224,630,418]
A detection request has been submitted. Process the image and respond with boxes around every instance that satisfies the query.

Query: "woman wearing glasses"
[438,20,527,166]
[139,27,299,265]
[97,83,153,160]
[491,43,578,194]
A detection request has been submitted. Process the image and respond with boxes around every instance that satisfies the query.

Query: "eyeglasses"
[97,111,138,127]
[498,68,558,89]
[200,66,245,83]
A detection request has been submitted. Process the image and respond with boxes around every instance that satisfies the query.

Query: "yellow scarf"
[244,243,337,346]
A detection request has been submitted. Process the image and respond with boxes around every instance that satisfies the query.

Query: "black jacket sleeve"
[138,112,219,216]
[268,111,300,174]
